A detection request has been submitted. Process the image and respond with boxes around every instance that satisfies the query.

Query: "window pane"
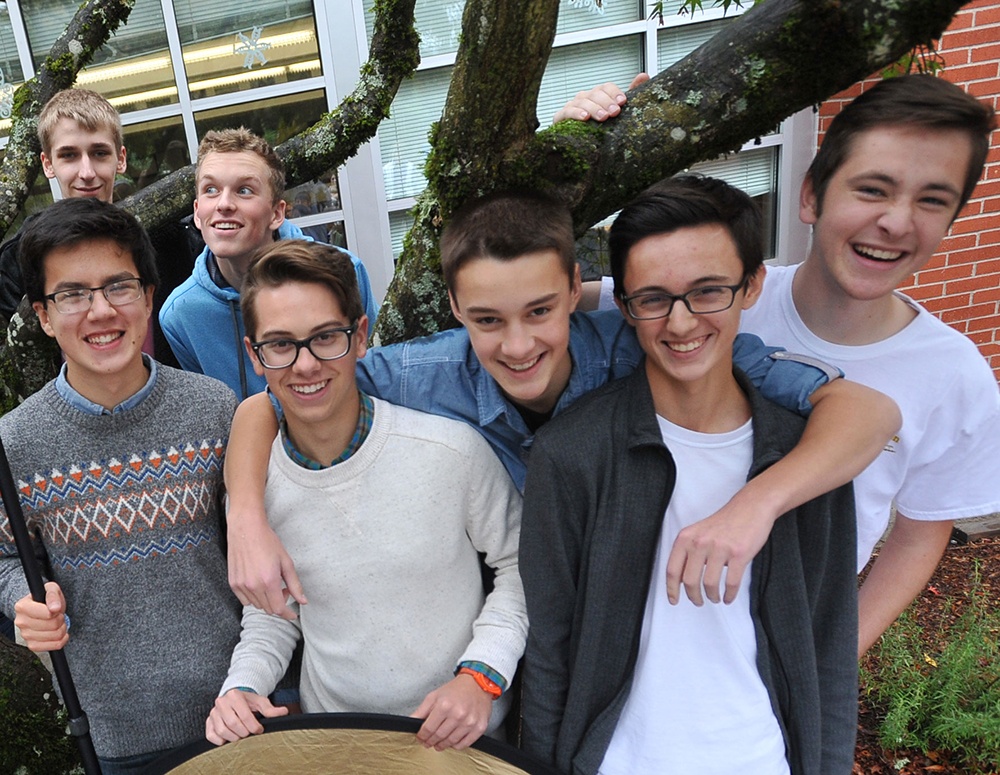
[656,18,725,69]
[538,36,643,127]
[194,90,340,208]
[388,209,414,258]
[0,6,24,138]
[173,3,321,100]
[119,117,190,199]
[24,0,177,110]
[378,66,451,201]
[557,0,642,36]
[691,146,775,198]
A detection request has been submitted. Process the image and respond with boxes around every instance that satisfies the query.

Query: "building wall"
[818,0,1000,379]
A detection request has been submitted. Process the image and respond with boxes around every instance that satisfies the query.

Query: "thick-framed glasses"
[251,325,357,369]
[44,277,145,314]
[620,280,747,321]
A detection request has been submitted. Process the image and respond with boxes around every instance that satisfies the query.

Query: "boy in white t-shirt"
[573,74,1000,656]
[741,75,1000,654]
[520,176,859,775]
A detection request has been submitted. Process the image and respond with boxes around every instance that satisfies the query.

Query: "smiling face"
[194,150,286,281]
[247,281,367,456]
[620,224,761,405]
[33,238,153,408]
[449,250,581,415]
[801,124,973,303]
[40,118,126,202]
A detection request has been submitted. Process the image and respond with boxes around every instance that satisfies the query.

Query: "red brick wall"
[817,0,1000,379]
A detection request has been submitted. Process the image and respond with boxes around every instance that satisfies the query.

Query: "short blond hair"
[37,89,123,155]
[196,128,285,204]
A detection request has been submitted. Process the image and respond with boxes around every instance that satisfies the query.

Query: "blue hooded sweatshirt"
[159,221,377,399]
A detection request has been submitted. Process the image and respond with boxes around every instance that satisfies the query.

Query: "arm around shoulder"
[225,393,305,618]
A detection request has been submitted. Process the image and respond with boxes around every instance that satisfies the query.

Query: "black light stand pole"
[0,433,101,774]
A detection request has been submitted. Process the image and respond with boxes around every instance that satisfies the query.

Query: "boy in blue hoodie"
[159,128,377,398]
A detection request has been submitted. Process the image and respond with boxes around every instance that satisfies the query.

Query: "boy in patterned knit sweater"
[205,240,525,752]
[0,197,242,774]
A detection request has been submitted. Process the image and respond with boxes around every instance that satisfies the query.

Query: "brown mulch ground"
[853,533,1000,775]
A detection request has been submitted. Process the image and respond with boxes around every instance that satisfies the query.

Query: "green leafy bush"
[862,564,1000,773]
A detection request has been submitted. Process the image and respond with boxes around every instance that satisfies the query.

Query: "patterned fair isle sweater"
[0,366,242,759]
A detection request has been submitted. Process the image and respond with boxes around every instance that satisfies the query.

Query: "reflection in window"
[120,117,190,199]
[23,0,177,111]
[556,0,642,37]
[173,3,321,100]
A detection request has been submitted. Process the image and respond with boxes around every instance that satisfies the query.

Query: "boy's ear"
[268,198,287,231]
[741,265,766,311]
[32,301,56,339]
[244,336,267,377]
[614,296,635,328]
[448,290,464,324]
[799,176,819,226]
[192,196,204,230]
[116,146,127,175]
[568,264,582,311]
[40,152,55,180]
[353,314,369,359]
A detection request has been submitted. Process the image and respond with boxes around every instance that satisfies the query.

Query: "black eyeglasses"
[620,280,747,321]
[44,277,145,314]
[250,325,357,369]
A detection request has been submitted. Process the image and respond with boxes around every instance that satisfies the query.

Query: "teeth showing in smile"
[214,222,240,231]
[854,244,903,262]
[86,333,121,345]
[505,356,540,372]
[291,381,328,395]
[668,337,706,353]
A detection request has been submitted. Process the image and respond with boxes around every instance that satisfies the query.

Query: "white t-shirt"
[598,415,790,775]
[742,263,1000,570]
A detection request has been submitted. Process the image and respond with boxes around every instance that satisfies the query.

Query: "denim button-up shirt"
[357,310,834,490]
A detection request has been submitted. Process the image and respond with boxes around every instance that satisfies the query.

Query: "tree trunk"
[375,0,561,343]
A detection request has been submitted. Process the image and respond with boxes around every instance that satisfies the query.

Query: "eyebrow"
[629,275,736,294]
[54,142,115,152]
[50,271,136,293]
[463,291,561,315]
[256,321,351,340]
[198,173,265,187]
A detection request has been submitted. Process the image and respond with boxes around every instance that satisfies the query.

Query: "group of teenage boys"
[0,69,996,775]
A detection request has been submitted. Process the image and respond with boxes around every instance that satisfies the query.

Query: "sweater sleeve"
[519,437,586,768]
[219,603,302,698]
[454,434,527,688]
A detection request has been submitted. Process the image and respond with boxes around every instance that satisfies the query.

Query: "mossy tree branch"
[527,0,976,233]
[125,0,420,231]
[378,0,976,342]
